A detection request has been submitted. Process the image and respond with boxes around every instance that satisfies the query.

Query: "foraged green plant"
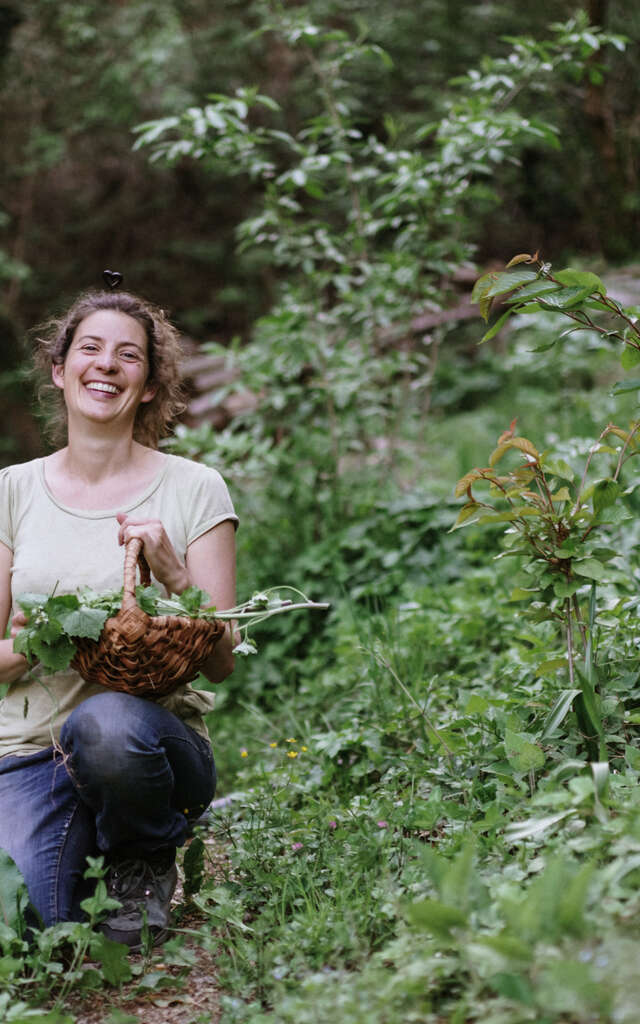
[13,585,329,672]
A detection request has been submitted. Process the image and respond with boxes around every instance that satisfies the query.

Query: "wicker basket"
[72,537,225,698]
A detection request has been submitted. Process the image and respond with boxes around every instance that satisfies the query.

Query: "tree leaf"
[621,345,640,370]
[479,309,512,344]
[573,558,607,581]
[538,286,594,309]
[507,279,561,304]
[489,437,539,466]
[592,478,620,515]
[484,269,538,299]
[554,268,606,294]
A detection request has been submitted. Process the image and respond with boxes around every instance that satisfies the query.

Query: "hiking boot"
[100,853,178,950]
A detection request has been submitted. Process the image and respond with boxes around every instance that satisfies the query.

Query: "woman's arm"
[117,515,238,684]
[0,541,29,684]
[185,520,237,684]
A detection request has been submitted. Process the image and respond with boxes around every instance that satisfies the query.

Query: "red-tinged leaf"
[506,253,535,268]
[449,502,482,531]
[489,437,539,466]
[497,419,517,445]
[603,425,635,447]
[453,469,491,499]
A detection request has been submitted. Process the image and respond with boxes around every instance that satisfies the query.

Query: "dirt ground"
[62,838,230,1024]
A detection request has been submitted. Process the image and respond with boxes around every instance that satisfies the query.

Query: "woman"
[0,284,237,948]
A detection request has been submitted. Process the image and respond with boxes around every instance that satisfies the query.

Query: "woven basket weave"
[72,537,225,698]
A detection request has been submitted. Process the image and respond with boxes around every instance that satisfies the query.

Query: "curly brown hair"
[33,290,186,448]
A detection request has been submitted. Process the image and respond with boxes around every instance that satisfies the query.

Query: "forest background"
[2,1,640,1022]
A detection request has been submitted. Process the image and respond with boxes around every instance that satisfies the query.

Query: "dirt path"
[62,834,229,1024]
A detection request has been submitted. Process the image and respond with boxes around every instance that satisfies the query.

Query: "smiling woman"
[0,283,238,950]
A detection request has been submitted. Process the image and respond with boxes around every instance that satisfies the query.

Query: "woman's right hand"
[10,611,28,639]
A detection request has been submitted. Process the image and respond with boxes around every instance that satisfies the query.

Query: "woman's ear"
[51,362,64,390]
[140,381,158,404]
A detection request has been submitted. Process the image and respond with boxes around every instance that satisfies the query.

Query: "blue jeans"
[0,691,216,927]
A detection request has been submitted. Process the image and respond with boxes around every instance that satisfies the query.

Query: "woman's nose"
[95,348,118,371]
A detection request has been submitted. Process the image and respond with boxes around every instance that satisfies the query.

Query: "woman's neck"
[44,437,164,509]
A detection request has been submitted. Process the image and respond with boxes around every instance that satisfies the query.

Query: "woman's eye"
[121,351,140,361]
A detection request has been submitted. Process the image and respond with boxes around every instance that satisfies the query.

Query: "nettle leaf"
[30,635,76,672]
[45,594,80,613]
[504,730,545,773]
[179,586,212,615]
[613,378,640,395]
[35,618,65,646]
[58,607,108,641]
[135,584,163,614]
[16,593,49,613]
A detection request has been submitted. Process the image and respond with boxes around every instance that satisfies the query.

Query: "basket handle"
[121,537,152,611]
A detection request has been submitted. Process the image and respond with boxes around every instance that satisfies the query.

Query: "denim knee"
[60,691,154,787]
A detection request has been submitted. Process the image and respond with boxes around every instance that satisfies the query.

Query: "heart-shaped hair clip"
[103,269,123,290]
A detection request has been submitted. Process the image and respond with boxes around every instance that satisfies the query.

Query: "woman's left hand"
[116,513,189,595]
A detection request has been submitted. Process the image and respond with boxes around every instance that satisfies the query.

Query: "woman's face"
[52,309,157,430]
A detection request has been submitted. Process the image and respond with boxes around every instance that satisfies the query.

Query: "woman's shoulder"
[162,452,229,488]
[0,457,43,488]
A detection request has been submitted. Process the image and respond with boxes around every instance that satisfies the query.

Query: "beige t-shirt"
[0,453,238,757]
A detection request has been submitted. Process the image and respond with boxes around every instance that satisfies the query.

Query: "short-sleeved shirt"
[0,453,238,757]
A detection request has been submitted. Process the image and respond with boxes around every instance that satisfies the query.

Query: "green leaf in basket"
[16,593,49,614]
[30,634,77,672]
[58,606,109,641]
[135,584,163,614]
[178,586,212,616]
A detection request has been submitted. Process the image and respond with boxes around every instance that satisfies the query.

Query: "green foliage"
[12,584,328,671]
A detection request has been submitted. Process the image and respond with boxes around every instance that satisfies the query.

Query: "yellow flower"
[269,742,278,748]
[240,749,248,758]
[286,737,297,743]
[287,750,298,759]
[301,746,308,752]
